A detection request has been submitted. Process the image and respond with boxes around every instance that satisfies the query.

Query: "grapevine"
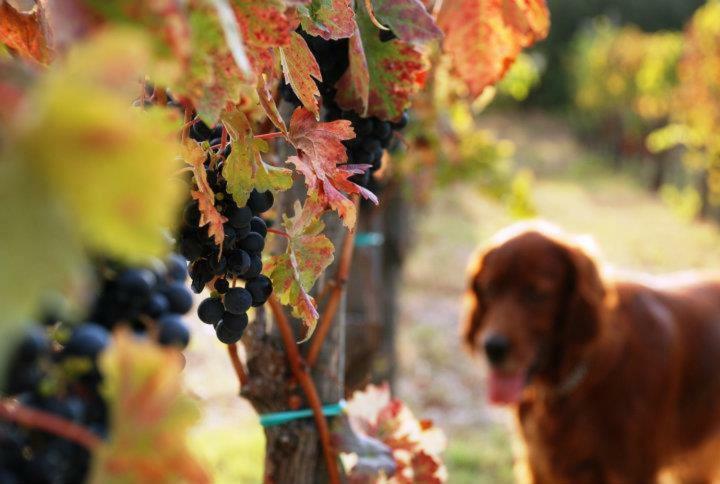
[0,0,549,482]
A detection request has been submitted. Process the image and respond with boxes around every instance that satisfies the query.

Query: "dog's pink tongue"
[488,372,525,405]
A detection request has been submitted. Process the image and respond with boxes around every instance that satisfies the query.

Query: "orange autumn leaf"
[287,107,378,228]
[279,31,322,119]
[182,139,226,246]
[437,0,549,97]
[0,2,52,64]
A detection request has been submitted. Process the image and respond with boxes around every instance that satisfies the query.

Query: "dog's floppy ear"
[559,238,608,345]
[461,248,492,351]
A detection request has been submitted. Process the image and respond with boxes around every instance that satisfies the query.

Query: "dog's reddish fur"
[463,222,720,483]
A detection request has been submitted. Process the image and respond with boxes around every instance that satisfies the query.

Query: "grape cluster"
[90,254,193,349]
[176,120,274,344]
[281,31,409,188]
[0,254,193,483]
[1,324,108,484]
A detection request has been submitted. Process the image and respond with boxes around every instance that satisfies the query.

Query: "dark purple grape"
[247,190,274,214]
[246,275,273,306]
[238,232,265,253]
[214,278,230,294]
[157,314,190,349]
[223,287,252,314]
[250,217,267,238]
[198,297,224,324]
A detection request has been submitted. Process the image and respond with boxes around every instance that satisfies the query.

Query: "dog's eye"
[523,287,549,304]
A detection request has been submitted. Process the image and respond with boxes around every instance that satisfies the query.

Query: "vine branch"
[0,399,102,450]
[227,343,248,388]
[268,295,340,484]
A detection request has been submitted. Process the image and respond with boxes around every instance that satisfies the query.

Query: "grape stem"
[306,194,360,368]
[254,132,285,141]
[0,398,102,450]
[181,107,193,141]
[267,228,290,239]
[268,295,341,484]
[227,343,248,387]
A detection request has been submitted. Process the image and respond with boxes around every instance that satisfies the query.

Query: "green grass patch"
[445,425,515,484]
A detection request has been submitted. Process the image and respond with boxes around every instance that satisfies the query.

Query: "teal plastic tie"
[259,400,347,427]
[355,232,384,248]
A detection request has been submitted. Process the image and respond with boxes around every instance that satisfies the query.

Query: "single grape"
[224,287,252,314]
[244,255,263,279]
[250,217,267,238]
[115,269,155,301]
[143,292,170,318]
[228,250,251,276]
[214,278,230,294]
[165,254,188,282]
[179,236,204,261]
[238,232,265,253]
[228,206,253,228]
[63,323,110,358]
[246,275,273,306]
[208,255,228,275]
[214,319,245,344]
[161,281,194,314]
[157,314,190,348]
[247,189,274,214]
[198,297,225,324]
[221,311,249,334]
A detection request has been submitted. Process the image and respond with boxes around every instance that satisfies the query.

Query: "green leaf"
[266,201,335,336]
[371,0,443,45]
[182,7,248,124]
[20,29,184,261]
[90,331,210,483]
[0,158,88,387]
[221,108,293,206]
[298,0,355,40]
[336,2,428,121]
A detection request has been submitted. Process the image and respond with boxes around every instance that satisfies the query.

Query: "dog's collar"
[553,361,589,397]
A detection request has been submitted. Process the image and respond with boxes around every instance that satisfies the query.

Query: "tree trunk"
[344,179,412,394]
[240,98,347,482]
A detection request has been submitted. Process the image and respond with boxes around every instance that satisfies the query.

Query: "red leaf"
[182,140,227,246]
[335,2,428,121]
[342,384,448,483]
[372,0,443,45]
[297,0,355,40]
[234,0,293,73]
[287,108,377,228]
[437,0,549,97]
[280,31,322,119]
[0,2,52,64]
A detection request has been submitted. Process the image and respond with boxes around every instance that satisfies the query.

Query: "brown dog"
[463,221,720,483]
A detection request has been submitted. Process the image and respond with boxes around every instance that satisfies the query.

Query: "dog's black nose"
[484,334,510,366]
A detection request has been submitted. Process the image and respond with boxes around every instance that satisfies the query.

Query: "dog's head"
[462,222,610,405]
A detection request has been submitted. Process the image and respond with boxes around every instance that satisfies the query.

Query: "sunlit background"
[179,0,720,481]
